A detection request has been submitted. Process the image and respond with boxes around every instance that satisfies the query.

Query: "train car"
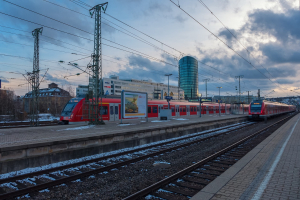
[248,100,295,120]
[60,97,242,124]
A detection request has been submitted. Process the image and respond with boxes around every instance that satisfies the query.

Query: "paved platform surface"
[0,114,246,149]
[191,113,300,200]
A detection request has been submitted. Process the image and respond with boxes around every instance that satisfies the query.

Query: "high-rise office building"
[179,56,198,99]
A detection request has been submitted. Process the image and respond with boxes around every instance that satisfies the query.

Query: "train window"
[183,107,186,112]
[115,106,118,114]
[180,107,183,112]
[197,107,199,111]
[159,107,160,113]
[153,107,158,113]
[148,106,152,114]
[110,106,114,115]
[100,106,108,115]
[171,107,175,113]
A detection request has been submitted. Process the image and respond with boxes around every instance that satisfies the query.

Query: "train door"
[171,105,176,116]
[109,103,119,121]
[158,105,163,118]
[186,105,190,116]
[176,105,180,116]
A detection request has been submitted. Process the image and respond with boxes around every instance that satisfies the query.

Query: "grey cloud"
[148,2,172,13]
[0,0,115,47]
[218,28,238,44]
[45,73,70,85]
[111,54,178,84]
[259,43,300,64]
[276,78,296,84]
[243,9,300,43]
[175,15,187,23]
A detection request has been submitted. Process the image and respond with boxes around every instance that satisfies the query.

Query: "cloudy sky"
[0,0,299,98]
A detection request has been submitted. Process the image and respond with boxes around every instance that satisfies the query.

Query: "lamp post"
[217,87,222,116]
[165,74,172,109]
[176,77,180,100]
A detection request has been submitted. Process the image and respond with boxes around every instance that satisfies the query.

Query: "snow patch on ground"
[151,120,170,122]
[175,118,189,120]
[39,189,50,193]
[0,182,18,190]
[118,124,131,126]
[154,161,171,165]
[60,125,95,131]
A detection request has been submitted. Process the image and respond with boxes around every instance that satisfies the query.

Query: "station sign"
[201,98,212,102]
[188,98,200,102]
[165,96,173,100]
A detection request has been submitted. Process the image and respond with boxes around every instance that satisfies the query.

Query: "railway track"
[122,114,295,200]
[0,121,256,199]
[0,121,59,129]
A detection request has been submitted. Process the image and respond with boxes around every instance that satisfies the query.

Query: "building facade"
[179,56,198,99]
[23,83,72,115]
[213,95,256,104]
[76,75,184,100]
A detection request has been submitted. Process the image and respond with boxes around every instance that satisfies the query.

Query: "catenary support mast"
[88,2,108,125]
[30,27,43,126]
[203,79,210,98]
[235,75,244,104]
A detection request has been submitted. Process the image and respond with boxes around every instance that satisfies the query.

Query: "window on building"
[115,86,121,89]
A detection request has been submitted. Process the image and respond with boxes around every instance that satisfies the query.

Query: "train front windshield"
[250,104,262,112]
[61,103,76,116]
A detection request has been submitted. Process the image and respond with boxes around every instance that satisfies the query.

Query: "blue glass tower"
[179,56,198,99]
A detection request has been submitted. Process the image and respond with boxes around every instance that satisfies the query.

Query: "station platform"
[0,114,247,174]
[0,114,246,149]
[191,113,300,200]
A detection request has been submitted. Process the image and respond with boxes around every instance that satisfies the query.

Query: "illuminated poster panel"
[122,91,148,118]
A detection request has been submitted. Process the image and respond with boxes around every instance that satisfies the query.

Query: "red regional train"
[248,100,295,119]
[60,97,249,124]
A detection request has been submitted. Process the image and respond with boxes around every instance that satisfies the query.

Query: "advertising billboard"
[121,91,148,119]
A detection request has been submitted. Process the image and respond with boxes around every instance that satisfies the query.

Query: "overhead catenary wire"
[42,0,180,58]
[169,0,294,97]
[42,0,256,93]
[68,0,185,56]
[196,0,292,95]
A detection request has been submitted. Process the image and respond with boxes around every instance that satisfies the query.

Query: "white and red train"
[59,97,249,124]
[60,98,295,124]
[248,100,296,119]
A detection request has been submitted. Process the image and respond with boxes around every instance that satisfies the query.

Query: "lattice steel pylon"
[88,2,108,125]
[29,27,43,126]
